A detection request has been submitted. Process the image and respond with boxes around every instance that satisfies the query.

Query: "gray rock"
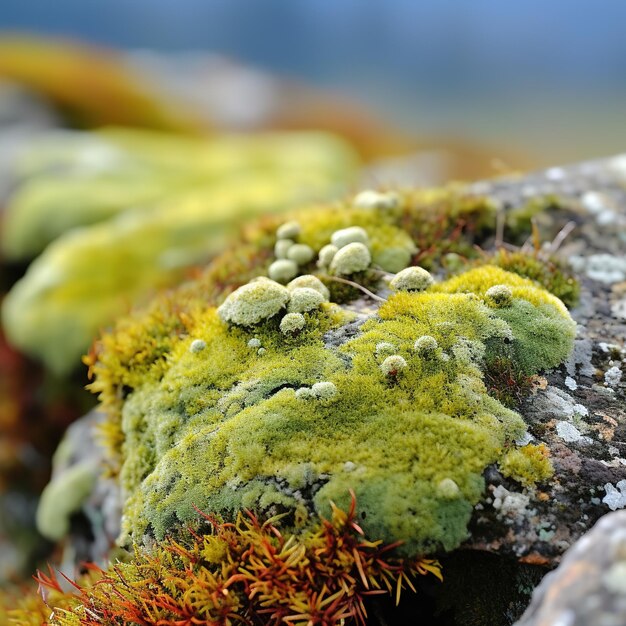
[515,511,626,626]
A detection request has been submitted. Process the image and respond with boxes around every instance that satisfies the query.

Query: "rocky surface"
[27,156,626,625]
[515,510,626,626]
[462,157,626,568]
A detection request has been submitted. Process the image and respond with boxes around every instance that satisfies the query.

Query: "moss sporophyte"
[85,188,576,560]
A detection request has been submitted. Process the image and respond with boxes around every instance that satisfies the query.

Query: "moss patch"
[89,189,575,556]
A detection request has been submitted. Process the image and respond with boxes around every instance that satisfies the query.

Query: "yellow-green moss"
[88,187,575,556]
[500,443,554,487]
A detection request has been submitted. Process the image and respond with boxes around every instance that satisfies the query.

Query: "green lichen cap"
[329,242,371,275]
[276,220,301,240]
[331,226,370,249]
[280,312,306,334]
[317,244,339,268]
[217,277,289,326]
[286,243,315,266]
[390,266,434,292]
[353,190,399,210]
[287,274,330,300]
[268,259,299,283]
[287,287,327,313]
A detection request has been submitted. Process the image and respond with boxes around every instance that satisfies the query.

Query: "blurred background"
[3,0,626,165]
[0,0,625,601]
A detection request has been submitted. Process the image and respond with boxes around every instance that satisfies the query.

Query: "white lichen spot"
[375,341,396,357]
[311,381,338,401]
[605,365,623,388]
[437,478,460,499]
[217,277,289,326]
[556,420,591,445]
[380,355,407,376]
[414,335,438,353]
[268,259,299,283]
[288,287,327,313]
[257,347,266,356]
[295,387,314,400]
[287,274,330,299]
[492,485,530,518]
[280,312,306,334]
[343,461,356,472]
[564,376,578,391]
[389,266,434,292]
[331,226,370,249]
[317,244,339,268]
[276,221,301,240]
[353,189,399,210]
[189,339,206,353]
[247,338,262,349]
[603,480,626,510]
[274,239,294,259]
[329,242,371,275]
[286,244,315,266]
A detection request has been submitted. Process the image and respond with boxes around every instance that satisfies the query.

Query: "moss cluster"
[87,188,575,556]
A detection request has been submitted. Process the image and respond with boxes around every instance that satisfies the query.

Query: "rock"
[515,511,626,626]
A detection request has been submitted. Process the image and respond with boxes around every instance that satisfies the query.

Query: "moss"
[500,443,554,487]
[87,186,575,556]
[487,249,580,308]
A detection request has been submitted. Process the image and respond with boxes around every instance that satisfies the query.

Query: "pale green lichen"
[276,220,301,240]
[217,278,289,326]
[331,226,370,249]
[287,287,327,313]
[485,284,513,307]
[286,243,315,265]
[380,354,408,376]
[279,312,306,334]
[317,244,339,268]
[311,381,338,401]
[390,266,434,292]
[353,190,399,210]
[414,335,438,353]
[268,259,298,283]
[36,461,98,541]
[375,341,396,357]
[329,242,371,275]
[189,339,207,353]
[287,275,330,300]
[274,239,293,259]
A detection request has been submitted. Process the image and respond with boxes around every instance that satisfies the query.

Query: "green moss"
[88,186,575,556]
[500,443,554,487]
[487,249,580,308]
